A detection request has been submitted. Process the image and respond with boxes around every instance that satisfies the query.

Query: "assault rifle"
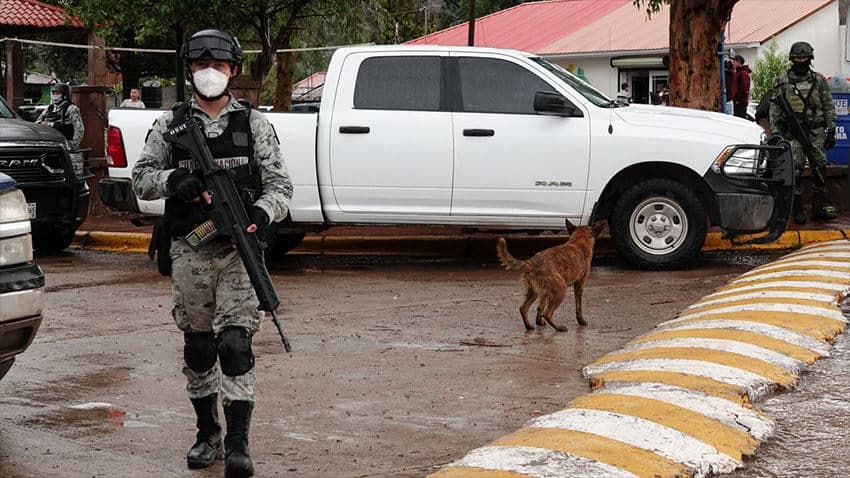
[164,117,291,353]
[772,88,827,187]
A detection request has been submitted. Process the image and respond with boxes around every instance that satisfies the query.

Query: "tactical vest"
[783,71,826,128]
[165,102,261,239]
[42,102,75,141]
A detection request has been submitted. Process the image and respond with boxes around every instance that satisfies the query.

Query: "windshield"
[0,96,15,119]
[531,57,613,107]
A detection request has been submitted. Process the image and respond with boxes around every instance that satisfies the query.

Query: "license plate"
[27,202,36,219]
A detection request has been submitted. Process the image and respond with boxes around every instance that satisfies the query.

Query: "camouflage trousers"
[787,129,828,195]
[170,239,263,404]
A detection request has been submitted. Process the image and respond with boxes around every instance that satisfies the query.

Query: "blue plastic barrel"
[827,93,850,165]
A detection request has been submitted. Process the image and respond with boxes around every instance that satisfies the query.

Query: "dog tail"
[496,238,528,271]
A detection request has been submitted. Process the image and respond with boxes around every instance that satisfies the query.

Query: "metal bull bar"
[717,136,795,245]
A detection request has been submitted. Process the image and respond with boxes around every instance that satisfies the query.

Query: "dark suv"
[0,95,89,252]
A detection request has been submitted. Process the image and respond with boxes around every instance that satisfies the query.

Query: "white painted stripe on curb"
[448,445,638,478]
[664,303,847,324]
[616,338,804,373]
[776,251,850,261]
[529,408,741,476]
[596,382,775,441]
[708,281,850,297]
[582,358,774,400]
[687,291,838,309]
[730,269,850,283]
[657,319,832,356]
[741,260,850,277]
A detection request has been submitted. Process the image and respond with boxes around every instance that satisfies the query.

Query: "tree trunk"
[274,33,295,112]
[668,0,737,111]
[250,9,274,83]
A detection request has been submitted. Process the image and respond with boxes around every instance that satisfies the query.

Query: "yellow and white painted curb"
[430,239,850,478]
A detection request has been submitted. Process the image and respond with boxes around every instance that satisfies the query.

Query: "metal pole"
[719,31,727,113]
[175,25,185,102]
[468,0,476,46]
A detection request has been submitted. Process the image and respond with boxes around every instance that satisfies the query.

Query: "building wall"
[544,1,840,101]
[766,0,840,75]
[549,57,619,96]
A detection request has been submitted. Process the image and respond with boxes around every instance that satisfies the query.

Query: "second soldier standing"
[768,41,838,224]
[131,28,292,478]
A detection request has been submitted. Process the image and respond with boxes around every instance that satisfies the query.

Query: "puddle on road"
[729,330,850,476]
[23,405,127,438]
[15,366,132,404]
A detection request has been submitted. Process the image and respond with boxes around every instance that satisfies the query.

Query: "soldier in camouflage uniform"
[37,83,86,176]
[769,41,837,224]
[131,29,292,478]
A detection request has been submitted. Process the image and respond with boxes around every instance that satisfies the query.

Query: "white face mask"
[193,67,230,98]
[51,94,64,104]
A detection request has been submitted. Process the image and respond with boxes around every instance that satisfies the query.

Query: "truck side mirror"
[534,91,583,117]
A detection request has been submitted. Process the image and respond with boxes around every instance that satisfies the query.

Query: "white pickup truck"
[99,45,793,269]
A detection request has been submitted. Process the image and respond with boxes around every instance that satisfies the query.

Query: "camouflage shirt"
[131,98,292,223]
[769,68,836,135]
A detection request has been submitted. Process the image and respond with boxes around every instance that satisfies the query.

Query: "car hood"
[615,104,762,143]
[0,118,66,143]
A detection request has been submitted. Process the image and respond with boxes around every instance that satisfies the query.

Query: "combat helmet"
[50,83,71,98]
[789,41,814,59]
[182,29,243,70]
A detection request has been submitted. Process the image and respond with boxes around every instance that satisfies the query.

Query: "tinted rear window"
[353,56,441,111]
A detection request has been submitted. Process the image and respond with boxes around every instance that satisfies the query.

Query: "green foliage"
[632,0,669,18]
[751,41,790,100]
[24,44,87,84]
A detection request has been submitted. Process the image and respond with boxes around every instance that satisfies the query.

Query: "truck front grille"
[0,147,67,183]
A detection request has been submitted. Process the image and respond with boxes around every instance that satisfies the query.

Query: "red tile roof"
[407,0,833,56]
[541,0,833,55]
[406,0,628,52]
[0,0,82,29]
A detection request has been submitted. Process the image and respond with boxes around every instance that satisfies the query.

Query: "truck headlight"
[0,235,33,266]
[712,146,763,176]
[0,189,30,224]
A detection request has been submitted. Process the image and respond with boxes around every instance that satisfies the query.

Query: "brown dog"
[496,220,604,332]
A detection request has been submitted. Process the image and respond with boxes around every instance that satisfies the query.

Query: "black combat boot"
[812,190,838,220]
[792,194,807,225]
[187,393,223,468]
[224,400,254,478]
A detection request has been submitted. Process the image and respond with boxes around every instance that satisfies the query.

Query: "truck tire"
[609,178,706,270]
[33,227,77,254]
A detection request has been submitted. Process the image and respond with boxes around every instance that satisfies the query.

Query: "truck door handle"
[339,126,370,134]
[463,129,494,137]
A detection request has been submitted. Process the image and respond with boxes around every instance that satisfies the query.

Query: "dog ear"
[565,218,577,234]
[591,221,605,238]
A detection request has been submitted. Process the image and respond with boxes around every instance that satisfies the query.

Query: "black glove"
[824,129,836,150]
[249,206,269,240]
[167,168,205,202]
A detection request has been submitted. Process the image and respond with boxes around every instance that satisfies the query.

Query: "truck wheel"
[269,231,306,256]
[609,178,706,270]
[33,227,77,254]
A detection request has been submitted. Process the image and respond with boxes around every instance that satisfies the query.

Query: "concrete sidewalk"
[72,213,850,255]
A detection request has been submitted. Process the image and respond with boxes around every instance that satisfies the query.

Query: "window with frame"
[458,57,557,114]
[353,56,441,111]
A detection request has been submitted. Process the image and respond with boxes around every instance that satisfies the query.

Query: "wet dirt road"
[0,249,843,477]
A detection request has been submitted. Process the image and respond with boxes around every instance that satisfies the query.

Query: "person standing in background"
[732,55,751,118]
[120,88,146,108]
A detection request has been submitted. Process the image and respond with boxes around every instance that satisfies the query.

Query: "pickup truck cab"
[100,45,792,269]
[0,173,44,382]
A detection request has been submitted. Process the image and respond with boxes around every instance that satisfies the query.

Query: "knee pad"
[184,332,217,373]
[217,327,254,377]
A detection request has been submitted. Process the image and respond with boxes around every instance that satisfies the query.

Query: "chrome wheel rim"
[628,196,688,255]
